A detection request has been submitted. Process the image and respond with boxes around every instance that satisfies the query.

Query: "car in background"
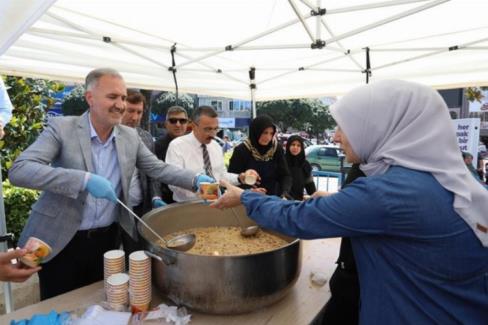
[305,145,351,172]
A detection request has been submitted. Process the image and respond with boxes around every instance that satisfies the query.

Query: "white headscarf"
[330,80,488,247]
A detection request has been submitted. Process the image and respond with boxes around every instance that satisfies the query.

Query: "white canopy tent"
[1,0,488,313]
[1,0,488,104]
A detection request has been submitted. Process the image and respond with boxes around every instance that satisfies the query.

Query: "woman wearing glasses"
[228,115,292,198]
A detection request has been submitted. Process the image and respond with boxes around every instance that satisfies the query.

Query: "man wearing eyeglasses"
[166,106,247,202]
[154,106,189,203]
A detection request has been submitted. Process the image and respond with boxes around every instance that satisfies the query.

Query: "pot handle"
[144,250,163,262]
[145,250,176,266]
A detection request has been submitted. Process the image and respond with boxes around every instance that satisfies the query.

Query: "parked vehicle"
[305,145,351,172]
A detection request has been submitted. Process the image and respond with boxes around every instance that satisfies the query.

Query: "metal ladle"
[117,199,195,252]
[230,208,259,237]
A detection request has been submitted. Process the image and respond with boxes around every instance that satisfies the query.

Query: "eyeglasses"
[168,118,188,124]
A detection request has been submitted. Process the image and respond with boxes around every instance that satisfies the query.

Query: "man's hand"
[85,174,118,203]
[152,198,167,208]
[210,179,244,209]
[0,249,41,282]
[194,174,216,192]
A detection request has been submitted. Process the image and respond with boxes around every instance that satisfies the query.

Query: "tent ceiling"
[1,0,487,100]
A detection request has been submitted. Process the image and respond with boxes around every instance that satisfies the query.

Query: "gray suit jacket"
[9,113,195,261]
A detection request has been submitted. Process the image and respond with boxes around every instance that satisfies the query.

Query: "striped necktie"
[201,144,214,178]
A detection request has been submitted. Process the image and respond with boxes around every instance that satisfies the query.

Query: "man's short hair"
[85,68,123,91]
[193,106,217,124]
[127,89,146,106]
[166,105,188,118]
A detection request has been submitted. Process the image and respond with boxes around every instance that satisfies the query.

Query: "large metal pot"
[138,201,301,314]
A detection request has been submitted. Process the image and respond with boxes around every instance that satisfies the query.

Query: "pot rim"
[138,200,300,258]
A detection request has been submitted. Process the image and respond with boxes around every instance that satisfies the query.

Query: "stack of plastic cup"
[104,250,126,291]
[128,251,151,312]
[106,273,130,310]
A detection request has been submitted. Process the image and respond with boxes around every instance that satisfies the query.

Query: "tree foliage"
[61,84,88,116]
[1,76,63,176]
[465,86,488,102]
[2,179,39,246]
[256,98,335,136]
[151,91,195,117]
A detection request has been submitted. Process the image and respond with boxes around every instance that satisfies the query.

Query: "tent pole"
[315,0,322,42]
[328,0,433,15]
[288,0,315,42]
[325,0,449,45]
[364,47,371,84]
[260,53,348,85]
[374,36,488,71]
[249,67,257,118]
[319,20,364,71]
[176,12,314,69]
[170,44,179,104]
[0,169,13,313]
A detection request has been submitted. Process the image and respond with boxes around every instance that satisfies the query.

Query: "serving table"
[0,238,340,324]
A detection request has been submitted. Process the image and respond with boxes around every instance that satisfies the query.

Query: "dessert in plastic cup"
[199,182,219,201]
[20,237,52,268]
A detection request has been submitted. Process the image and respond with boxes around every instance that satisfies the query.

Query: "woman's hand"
[0,249,41,282]
[311,190,333,198]
[210,179,245,209]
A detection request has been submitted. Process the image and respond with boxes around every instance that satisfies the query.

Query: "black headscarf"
[285,135,306,167]
[248,115,277,155]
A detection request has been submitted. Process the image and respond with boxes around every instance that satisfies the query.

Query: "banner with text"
[452,118,480,166]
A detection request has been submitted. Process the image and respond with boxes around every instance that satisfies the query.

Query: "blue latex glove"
[11,310,70,325]
[85,173,117,203]
[152,198,167,208]
[194,174,216,192]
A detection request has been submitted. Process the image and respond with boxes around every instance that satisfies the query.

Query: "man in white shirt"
[166,106,246,202]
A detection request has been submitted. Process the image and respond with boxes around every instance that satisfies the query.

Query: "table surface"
[0,238,340,325]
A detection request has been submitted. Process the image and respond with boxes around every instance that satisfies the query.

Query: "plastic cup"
[20,237,52,268]
[199,182,219,200]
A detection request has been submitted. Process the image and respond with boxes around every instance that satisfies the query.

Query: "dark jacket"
[285,135,316,200]
[320,163,364,325]
[154,133,177,203]
[228,115,292,196]
[134,127,161,216]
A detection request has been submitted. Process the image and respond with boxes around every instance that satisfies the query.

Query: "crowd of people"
[1,69,487,324]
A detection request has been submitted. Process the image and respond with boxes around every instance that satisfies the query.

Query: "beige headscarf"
[330,80,488,247]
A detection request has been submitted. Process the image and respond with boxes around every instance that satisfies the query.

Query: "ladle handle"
[230,208,243,228]
[117,199,167,244]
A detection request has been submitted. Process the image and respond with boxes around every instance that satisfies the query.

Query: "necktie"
[201,144,214,178]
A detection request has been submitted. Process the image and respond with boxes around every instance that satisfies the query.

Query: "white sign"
[218,117,235,128]
[452,118,480,167]
[469,89,488,113]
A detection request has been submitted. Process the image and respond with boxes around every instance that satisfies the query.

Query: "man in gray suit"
[9,68,212,299]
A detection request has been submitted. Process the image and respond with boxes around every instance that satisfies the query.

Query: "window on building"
[211,100,223,111]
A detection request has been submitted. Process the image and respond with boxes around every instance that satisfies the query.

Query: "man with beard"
[166,106,247,202]
[9,68,213,299]
[154,105,189,203]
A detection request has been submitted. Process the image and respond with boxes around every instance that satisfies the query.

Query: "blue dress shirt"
[242,166,488,324]
[79,117,121,230]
